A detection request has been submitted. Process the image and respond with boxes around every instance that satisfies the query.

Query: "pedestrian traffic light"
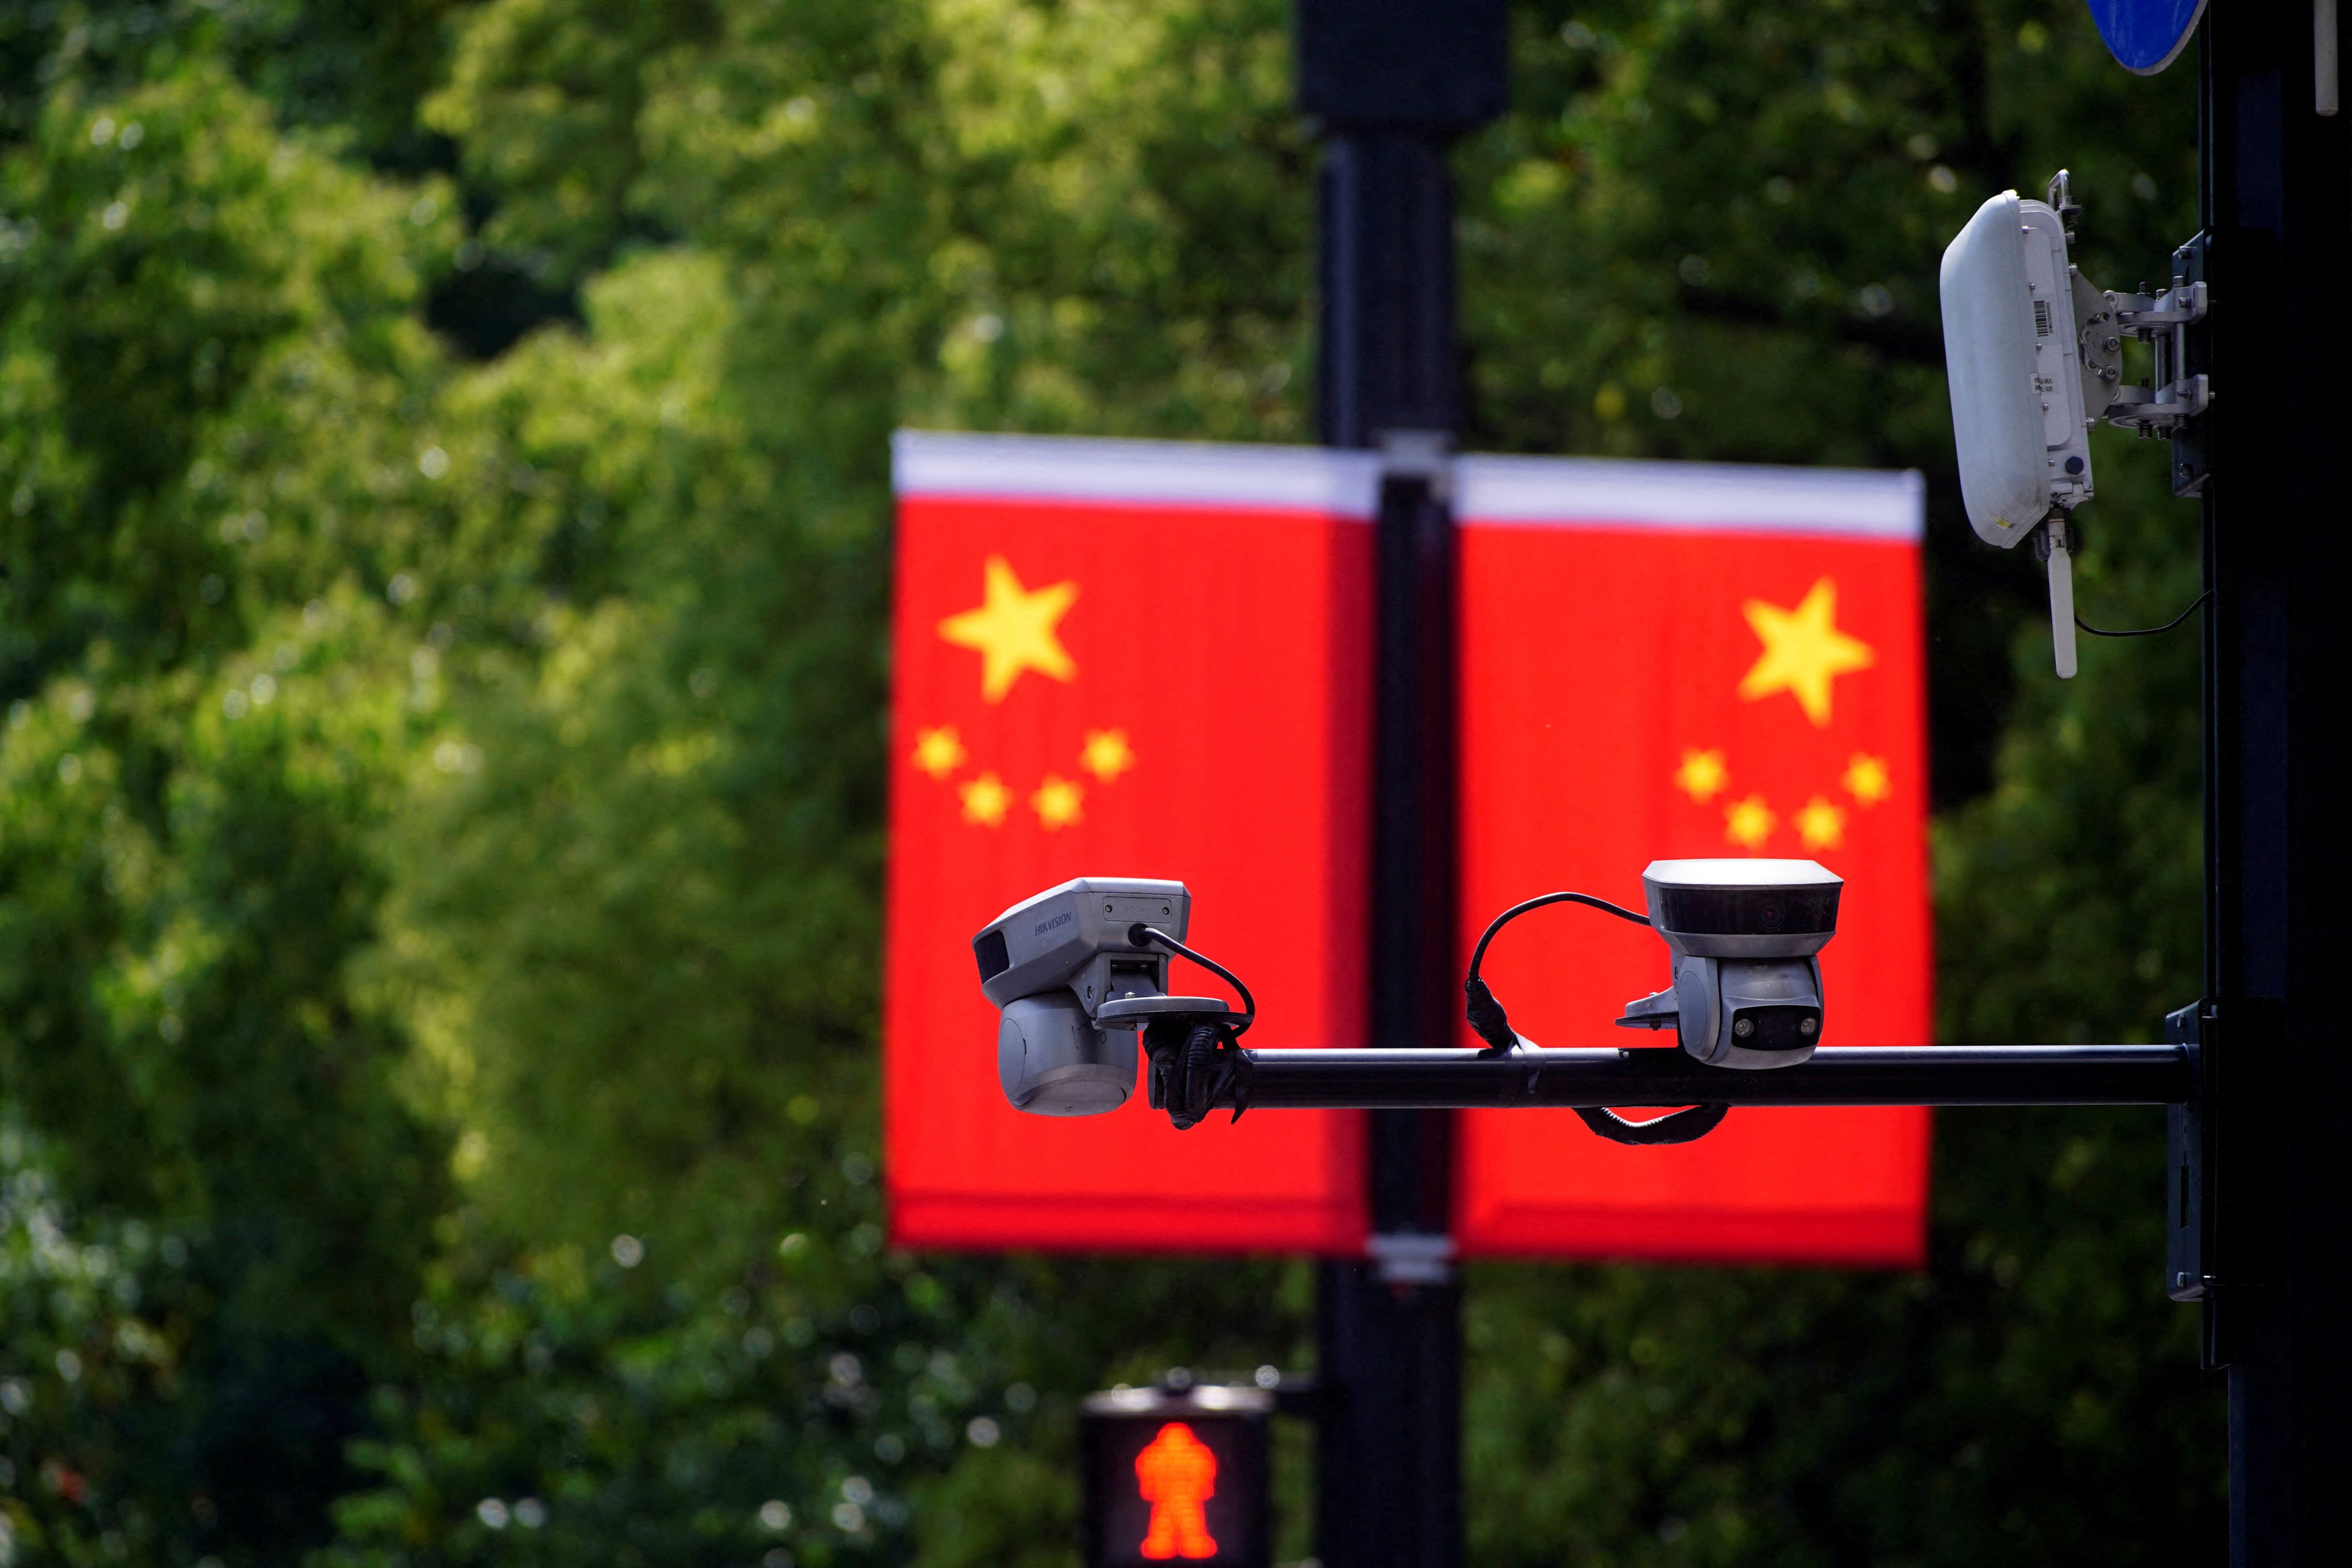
[1081,1385,1271,1568]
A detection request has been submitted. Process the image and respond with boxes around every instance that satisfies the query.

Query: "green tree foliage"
[0,17,461,1557]
[0,1115,191,1565]
[0,0,2218,1564]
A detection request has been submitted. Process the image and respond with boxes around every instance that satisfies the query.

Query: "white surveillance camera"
[972,877,1190,1115]
[1616,859,1840,1069]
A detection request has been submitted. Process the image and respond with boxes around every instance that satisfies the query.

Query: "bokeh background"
[0,2,2212,1564]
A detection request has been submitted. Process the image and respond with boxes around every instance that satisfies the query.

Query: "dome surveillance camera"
[971,877,1196,1115]
[1616,859,1841,1069]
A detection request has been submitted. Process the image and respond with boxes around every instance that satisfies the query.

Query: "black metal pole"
[1203,1043,2194,1110]
[1314,130,1466,1568]
[2197,8,2352,1564]
[1297,5,1506,1565]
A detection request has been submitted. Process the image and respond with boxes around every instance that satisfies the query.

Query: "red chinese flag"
[885,432,1373,1253]
[1453,457,1933,1266]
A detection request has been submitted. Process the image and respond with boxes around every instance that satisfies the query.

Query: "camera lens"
[1728,1005,1819,1053]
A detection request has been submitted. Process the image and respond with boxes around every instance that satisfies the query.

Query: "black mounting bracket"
[2167,233,2212,497]
[2166,995,2283,1368]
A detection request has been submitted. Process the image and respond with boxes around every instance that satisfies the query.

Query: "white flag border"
[893,430,1381,517]
[1455,453,1922,542]
[894,430,1923,543]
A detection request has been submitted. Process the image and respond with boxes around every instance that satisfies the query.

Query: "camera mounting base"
[1096,995,1243,1026]
[1109,996,1254,1130]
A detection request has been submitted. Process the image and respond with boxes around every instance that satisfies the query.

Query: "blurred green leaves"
[0,1115,191,1566]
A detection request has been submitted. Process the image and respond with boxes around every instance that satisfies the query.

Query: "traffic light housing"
[1080,1385,1272,1568]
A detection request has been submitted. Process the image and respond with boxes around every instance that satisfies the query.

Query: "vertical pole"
[2199,7,2352,1565]
[1296,5,1504,1563]
[1315,129,1463,1568]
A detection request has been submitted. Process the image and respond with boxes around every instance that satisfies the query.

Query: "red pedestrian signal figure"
[1134,1421,1219,1559]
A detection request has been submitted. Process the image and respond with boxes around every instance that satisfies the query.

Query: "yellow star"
[911,725,967,779]
[1794,794,1846,850]
[959,771,1011,827]
[1724,794,1776,851]
[938,556,1078,703]
[1080,729,1136,782]
[1674,747,1729,801]
[1737,577,1875,727]
[1032,774,1083,830]
[1843,752,1891,806]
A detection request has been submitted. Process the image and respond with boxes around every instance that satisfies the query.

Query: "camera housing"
[972,877,1191,1115]
[1617,859,1840,1069]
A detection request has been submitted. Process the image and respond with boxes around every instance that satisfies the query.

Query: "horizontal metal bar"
[1225,1044,2192,1110]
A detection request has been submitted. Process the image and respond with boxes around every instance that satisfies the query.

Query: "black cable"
[2076,589,2210,639]
[1131,925,1254,1037]
[1467,892,1649,980]
[1462,894,1732,1142]
[1462,891,1650,1053]
[1158,1020,1233,1130]
[1574,1104,1731,1146]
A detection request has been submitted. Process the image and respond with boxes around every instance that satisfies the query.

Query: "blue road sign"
[2087,0,2208,75]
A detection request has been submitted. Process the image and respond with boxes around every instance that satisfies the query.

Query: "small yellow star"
[1794,794,1847,850]
[1724,794,1777,851]
[938,556,1079,703]
[911,725,967,779]
[1674,747,1729,801]
[1737,577,1875,727]
[959,772,1011,827]
[1080,729,1136,782]
[1032,774,1083,830]
[1843,752,1891,806]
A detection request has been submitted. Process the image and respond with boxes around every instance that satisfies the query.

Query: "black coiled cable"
[1461,890,1728,1146]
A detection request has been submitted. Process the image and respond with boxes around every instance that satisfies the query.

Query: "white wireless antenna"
[2038,518,2079,678]
[1938,169,2207,678]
